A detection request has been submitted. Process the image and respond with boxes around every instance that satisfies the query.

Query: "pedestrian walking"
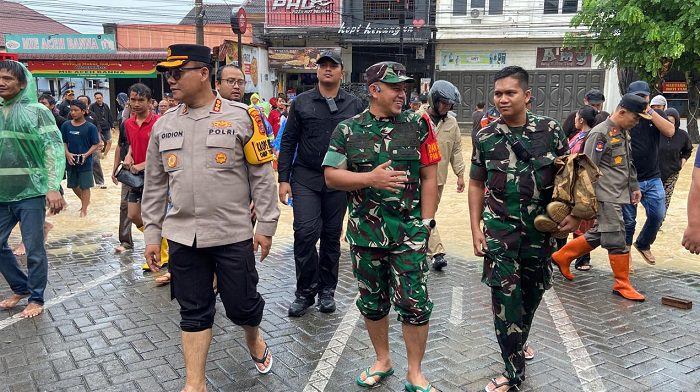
[141,44,279,391]
[56,89,75,117]
[565,106,599,272]
[623,81,675,265]
[323,61,441,392]
[682,149,700,254]
[0,60,67,318]
[62,100,100,217]
[419,80,465,271]
[121,83,168,271]
[468,66,574,392]
[278,50,365,317]
[90,91,114,159]
[77,95,106,188]
[659,108,693,212]
[551,94,649,302]
[111,118,133,254]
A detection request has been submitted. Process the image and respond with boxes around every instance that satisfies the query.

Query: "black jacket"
[278,87,365,191]
[659,128,693,181]
[90,102,114,132]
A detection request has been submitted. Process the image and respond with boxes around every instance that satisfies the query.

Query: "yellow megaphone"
[244,107,274,164]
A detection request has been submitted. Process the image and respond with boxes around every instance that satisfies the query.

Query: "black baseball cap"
[317,50,342,66]
[619,93,652,120]
[157,44,212,72]
[584,89,605,104]
[410,96,421,104]
[628,81,650,97]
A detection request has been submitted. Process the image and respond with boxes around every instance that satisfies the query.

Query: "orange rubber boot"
[609,253,645,302]
[551,235,594,281]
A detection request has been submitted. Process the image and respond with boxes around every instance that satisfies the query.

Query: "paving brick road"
[1,231,698,392]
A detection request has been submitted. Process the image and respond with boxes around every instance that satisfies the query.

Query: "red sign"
[0,53,19,61]
[536,47,592,68]
[27,60,157,78]
[265,0,341,28]
[662,82,688,93]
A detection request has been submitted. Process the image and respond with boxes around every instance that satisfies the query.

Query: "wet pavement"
[1,137,699,391]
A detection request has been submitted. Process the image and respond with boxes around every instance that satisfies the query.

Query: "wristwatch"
[422,218,436,229]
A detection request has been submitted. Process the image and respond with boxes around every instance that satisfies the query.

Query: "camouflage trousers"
[350,227,432,326]
[482,220,554,385]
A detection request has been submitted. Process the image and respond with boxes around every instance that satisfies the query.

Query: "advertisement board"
[536,47,592,68]
[268,47,340,70]
[28,60,156,78]
[265,0,341,28]
[4,34,116,54]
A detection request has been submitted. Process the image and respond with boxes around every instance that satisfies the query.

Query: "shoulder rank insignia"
[608,128,620,137]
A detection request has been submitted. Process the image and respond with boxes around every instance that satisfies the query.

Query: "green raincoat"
[0,62,65,202]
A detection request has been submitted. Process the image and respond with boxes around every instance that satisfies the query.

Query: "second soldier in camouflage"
[323,61,441,392]
[468,66,574,392]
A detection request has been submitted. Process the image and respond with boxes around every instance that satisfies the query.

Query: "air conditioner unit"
[470,9,482,24]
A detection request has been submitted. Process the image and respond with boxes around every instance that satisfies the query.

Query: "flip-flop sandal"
[154,273,171,286]
[484,378,519,392]
[250,344,273,374]
[356,367,394,388]
[575,263,591,271]
[523,344,535,360]
[404,380,434,392]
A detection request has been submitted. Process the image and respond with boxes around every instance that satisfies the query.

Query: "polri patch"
[595,140,605,152]
[166,153,178,168]
[215,152,228,164]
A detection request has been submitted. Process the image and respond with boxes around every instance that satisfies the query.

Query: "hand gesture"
[369,160,407,193]
[66,152,76,166]
[557,214,581,233]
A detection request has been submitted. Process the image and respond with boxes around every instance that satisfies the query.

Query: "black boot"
[288,296,315,317]
[318,293,336,313]
[432,254,448,271]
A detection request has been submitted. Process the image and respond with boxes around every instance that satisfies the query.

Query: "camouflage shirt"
[323,109,441,248]
[470,112,568,224]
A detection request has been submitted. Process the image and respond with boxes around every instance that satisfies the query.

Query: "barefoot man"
[0,60,67,318]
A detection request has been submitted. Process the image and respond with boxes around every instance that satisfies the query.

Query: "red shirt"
[125,112,159,165]
[268,109,281,137]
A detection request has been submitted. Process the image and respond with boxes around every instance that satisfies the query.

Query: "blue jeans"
[0,196,48,305]
[622,178,666,251]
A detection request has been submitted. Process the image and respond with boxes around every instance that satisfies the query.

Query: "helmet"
[428,80,461,109]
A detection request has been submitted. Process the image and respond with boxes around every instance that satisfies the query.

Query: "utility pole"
[195,0,204,45]
[398,0,405,60]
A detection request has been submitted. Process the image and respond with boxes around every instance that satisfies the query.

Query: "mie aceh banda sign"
[4,34,116,54]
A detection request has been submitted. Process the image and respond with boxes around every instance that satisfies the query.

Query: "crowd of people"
[0,42,699,392]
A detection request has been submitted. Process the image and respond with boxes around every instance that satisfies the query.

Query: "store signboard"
[27,60,156,78]
[222,43,258,92]
[536,47,591,68]
[268,47,340,70]
[265,0,341,28]
[439,50,507,70]
[5,34,116,54]
[662,82,688,93]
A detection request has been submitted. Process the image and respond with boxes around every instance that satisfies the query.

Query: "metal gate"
[436,70,605,125]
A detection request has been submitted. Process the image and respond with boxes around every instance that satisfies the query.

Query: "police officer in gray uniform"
[141,44,280,391]
[552,94,649,302]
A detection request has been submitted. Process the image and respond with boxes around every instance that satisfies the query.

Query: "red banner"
[28,60,157,78]
[662,82,688,93]
[265,0,341,28]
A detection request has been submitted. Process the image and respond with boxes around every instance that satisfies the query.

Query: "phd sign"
[4,34,117,54]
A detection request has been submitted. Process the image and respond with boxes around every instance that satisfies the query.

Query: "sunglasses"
[164,67,204,81]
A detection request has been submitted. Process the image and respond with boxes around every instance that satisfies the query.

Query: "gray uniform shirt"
[583,118,639,204]
[142,95,279,248]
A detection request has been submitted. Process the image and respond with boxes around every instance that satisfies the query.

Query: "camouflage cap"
[366,61,413,85]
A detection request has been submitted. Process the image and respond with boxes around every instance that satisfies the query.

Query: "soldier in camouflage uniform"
[468,66,575,392]
[323,62,441,392]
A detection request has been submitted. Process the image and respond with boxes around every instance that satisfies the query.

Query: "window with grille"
[453,0,467,16]
[363,0,416,21]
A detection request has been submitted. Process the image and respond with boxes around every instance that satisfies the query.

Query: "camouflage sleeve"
[469,131,487,181]
[418,114,441,166]
[322,121,349,170]
[551,119,569,157]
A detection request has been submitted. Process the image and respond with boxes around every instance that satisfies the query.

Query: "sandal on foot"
[575,263,591,271]
[250,344,273,374]
[485,377,519,392]
[404,381,434,392]
[356,367,394,388]
[154,273,171,286]
[523,344,535,360]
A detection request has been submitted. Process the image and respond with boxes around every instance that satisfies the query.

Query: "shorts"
[126,188,143,203]
[169,238,264,332]
[66,170,94,189]
[101,127,112,142]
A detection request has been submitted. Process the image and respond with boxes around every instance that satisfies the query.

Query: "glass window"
[453,0,467,15]
[472,0,485,8]
[562,0,578,13]
[489,0,503,15]
[544,0,559,14]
